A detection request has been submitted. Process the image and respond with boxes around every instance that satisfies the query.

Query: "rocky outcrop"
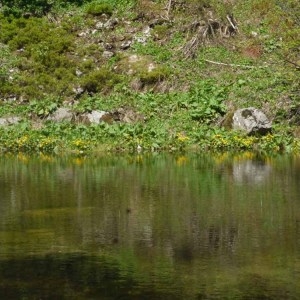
[111,107,145,124]
[75,107,144,125]
[232,107,272,135]
[1,106,144,128]
[81,110,112,124]
[47,108,73,122]
[0,116,21,126]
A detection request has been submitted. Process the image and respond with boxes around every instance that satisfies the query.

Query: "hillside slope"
[0,0,299,153]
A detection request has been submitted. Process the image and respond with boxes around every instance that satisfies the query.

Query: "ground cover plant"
[0,0,299,154]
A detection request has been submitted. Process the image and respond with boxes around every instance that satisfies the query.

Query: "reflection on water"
[0,153,299,299]
[233,159,272,185]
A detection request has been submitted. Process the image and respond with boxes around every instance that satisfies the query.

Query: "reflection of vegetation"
[0,253,183,299]
[0,154,299,298]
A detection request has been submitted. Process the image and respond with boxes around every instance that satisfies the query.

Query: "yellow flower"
[177,132,189,142]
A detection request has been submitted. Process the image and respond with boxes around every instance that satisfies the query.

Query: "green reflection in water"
[0,153,299,299]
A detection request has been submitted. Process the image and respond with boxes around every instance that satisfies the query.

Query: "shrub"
[0,43,18,82]
[139,66,170,85]
[85,1,113,16]
[0,16,77,99]
[0,0,86,17]
[81,68,120,94]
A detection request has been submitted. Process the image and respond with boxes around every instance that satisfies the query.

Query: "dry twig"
[165,0,173,20]
[203,59,268,69]
[181,14,239,58]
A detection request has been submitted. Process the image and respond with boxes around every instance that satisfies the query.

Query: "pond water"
[0,153,299,299]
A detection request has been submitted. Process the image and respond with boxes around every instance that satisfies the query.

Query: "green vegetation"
[0,0,299,154]
[85,1,113,16]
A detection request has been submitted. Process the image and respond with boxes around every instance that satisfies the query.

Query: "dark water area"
[0,153,299,299]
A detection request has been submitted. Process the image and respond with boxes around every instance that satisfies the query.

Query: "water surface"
[0,153,299,299]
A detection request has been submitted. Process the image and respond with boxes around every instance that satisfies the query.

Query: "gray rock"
[0,116,21,126]
[102,51,114,59]
[120,40,132,50]
[83,110,111,124]
[134,26,151,44]
[47,108,73,122]
[232,107,272,135]
[104,18,118,29]
[111,107,144,124]
[95,21,104,29]
[77,30,89,37]
[5,95,17,102]
[75,69,83,77]
[73,86,84,96]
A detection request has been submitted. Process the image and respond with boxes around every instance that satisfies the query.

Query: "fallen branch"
[203,59,268,69]
[165,0,172,20]
[226,14,238,33]
[284,59,300,70]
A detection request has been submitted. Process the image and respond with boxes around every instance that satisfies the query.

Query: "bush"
[139,66,170,85]
[81,68,120,94]
[85,1,113,16]
[0,0,86,17]
[0,16,77,99]
[0,43,17,82]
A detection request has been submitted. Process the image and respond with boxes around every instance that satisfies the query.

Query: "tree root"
[181,14,239,58]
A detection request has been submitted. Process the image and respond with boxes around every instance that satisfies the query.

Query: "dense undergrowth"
[0,0,299,154]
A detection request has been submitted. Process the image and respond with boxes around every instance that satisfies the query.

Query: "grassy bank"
[0,0,299,154]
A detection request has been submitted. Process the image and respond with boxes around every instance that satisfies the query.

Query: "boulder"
[102,51,114,59]
[0,116,21,127]
[77,108,143,125]
[47,107,73,122]
[120,40,132,50]
[104,18,118,30]
[232,107,272,135]
[83,110,111,124]
[111,107,144,124]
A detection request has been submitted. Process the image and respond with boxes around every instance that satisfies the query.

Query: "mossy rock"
[117,54,154,75]
[219,110,235,129]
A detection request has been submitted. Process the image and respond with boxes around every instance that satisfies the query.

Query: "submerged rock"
[232,107,272,135]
